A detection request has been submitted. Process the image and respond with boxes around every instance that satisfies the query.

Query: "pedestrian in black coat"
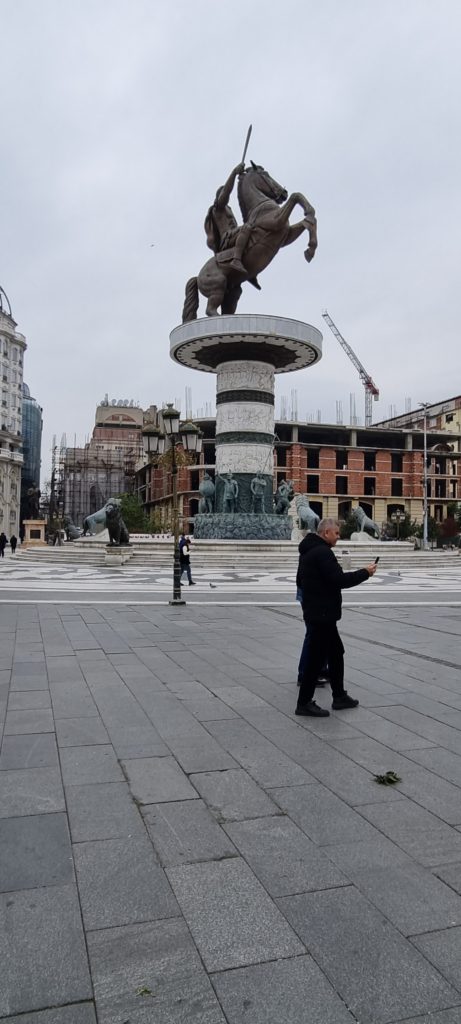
[296,518,377,717]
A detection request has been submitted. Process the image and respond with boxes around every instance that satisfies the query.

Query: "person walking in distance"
[0,532,7,558]
[180,537,196,586]
[10,534,18,555]
[296,518,377,717]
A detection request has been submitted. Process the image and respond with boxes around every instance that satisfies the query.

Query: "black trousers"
[297,620,345,706]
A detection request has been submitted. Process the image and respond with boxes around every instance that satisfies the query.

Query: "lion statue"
[105,501,130,546]
[295,494,320,532]
[351,505,380,538]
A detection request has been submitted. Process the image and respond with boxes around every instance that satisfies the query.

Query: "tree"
[339,513,358,540]
[415,516,439,542]
[118,493,149,532]
[388,512,418,540]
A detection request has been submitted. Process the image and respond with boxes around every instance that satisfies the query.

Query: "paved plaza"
[1,585,461,1022]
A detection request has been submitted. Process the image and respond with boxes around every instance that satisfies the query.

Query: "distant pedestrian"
[10,534,17,554]
[180,536,196,585]
[0,532,7,558]
[296,518,376,717]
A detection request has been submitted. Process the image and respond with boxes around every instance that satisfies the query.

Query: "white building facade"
[0,287,26,537]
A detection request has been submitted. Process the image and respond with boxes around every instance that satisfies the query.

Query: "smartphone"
[374,556,380,564]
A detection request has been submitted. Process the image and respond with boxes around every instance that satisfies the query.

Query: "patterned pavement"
[0,561,461,598]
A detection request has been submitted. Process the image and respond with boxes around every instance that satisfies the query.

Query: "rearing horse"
[182,162,317,322]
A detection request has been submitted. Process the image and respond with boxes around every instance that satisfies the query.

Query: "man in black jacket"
[296,518,377,717]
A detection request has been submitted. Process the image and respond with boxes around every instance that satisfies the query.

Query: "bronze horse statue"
[182,162,317,322]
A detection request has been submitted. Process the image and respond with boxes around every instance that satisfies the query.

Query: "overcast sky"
[2,0,461,480]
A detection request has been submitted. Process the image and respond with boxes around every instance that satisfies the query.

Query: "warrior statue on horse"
[182,126,318,322]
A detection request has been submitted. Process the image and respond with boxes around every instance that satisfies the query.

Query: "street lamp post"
[419,402,429,550]
[156,405,202,606]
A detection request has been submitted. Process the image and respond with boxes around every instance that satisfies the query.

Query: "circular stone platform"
[170,314,322,373]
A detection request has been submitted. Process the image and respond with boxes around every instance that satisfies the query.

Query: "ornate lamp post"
[161,405,202,605]
[419,402,429,550]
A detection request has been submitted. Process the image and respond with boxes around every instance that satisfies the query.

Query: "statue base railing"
[193,512,292,541]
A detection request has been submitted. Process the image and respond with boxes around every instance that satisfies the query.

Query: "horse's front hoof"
[304,247,316,263]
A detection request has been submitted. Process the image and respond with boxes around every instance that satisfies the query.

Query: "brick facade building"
[136,415,461,532]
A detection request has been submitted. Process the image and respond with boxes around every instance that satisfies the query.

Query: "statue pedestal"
[171,314,322,521]
[104,545,133,566]
[193,512,292,540]
[22,519,47,547]
[350,531,379,544]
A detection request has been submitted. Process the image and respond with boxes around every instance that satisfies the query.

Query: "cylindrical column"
[215,360,275,513]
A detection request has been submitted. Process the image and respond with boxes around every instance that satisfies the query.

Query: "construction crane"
[322,310,380,427]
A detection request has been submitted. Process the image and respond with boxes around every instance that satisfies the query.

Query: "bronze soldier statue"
[204,163,257,283]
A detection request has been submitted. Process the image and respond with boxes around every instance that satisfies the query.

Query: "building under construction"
[60,398,147,525]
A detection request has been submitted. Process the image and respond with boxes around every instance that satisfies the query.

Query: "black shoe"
[295,701,330,718]
[332,692,359,710]
[189,581,196,586]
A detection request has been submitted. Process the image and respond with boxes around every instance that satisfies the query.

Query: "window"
[190,470,199,491]
[203,443,215,465]
[307,449,319,469]
[446,413,454,423]
[435,480,446,498]
[391,478,403,496]
[364,477,375,496]
[336,476,348,495]
[276,446,287,467]
[307,474,319,494]
[364,452,376,472]
[391,453,403,473]
[336,450,348,470]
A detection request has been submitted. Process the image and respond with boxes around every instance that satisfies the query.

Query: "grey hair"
[317,517,340,535]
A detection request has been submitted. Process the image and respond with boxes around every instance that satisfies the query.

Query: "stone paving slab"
[190,765,281,821]
[211,956,357,1023]
[73,834,178,930]
[87,918,226,1024]
[143,798,237,866]
[325,835,461,934]
[1,599,461,1021]
[0,765,65,817]
[0,812,74,892]
[60,744,124,786]
[167,857,304,971]
[122,754,198,803]
[412,927,461,993]
[0,732,58,769]
[4,1007,97,1024]
[0,884,92,1017]
[278,887,459,1023]
[66,780,146,841]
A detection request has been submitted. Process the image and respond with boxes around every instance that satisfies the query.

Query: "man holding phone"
[296,518,377,717]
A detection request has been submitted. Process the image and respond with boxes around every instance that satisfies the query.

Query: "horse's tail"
[182,277,199,323]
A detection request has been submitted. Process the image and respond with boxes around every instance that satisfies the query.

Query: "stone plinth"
[22,519,46,547]
[193,513,292,541]
[104,545,133,566]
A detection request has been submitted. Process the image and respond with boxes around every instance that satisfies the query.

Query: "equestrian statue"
[182,127,317,322]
